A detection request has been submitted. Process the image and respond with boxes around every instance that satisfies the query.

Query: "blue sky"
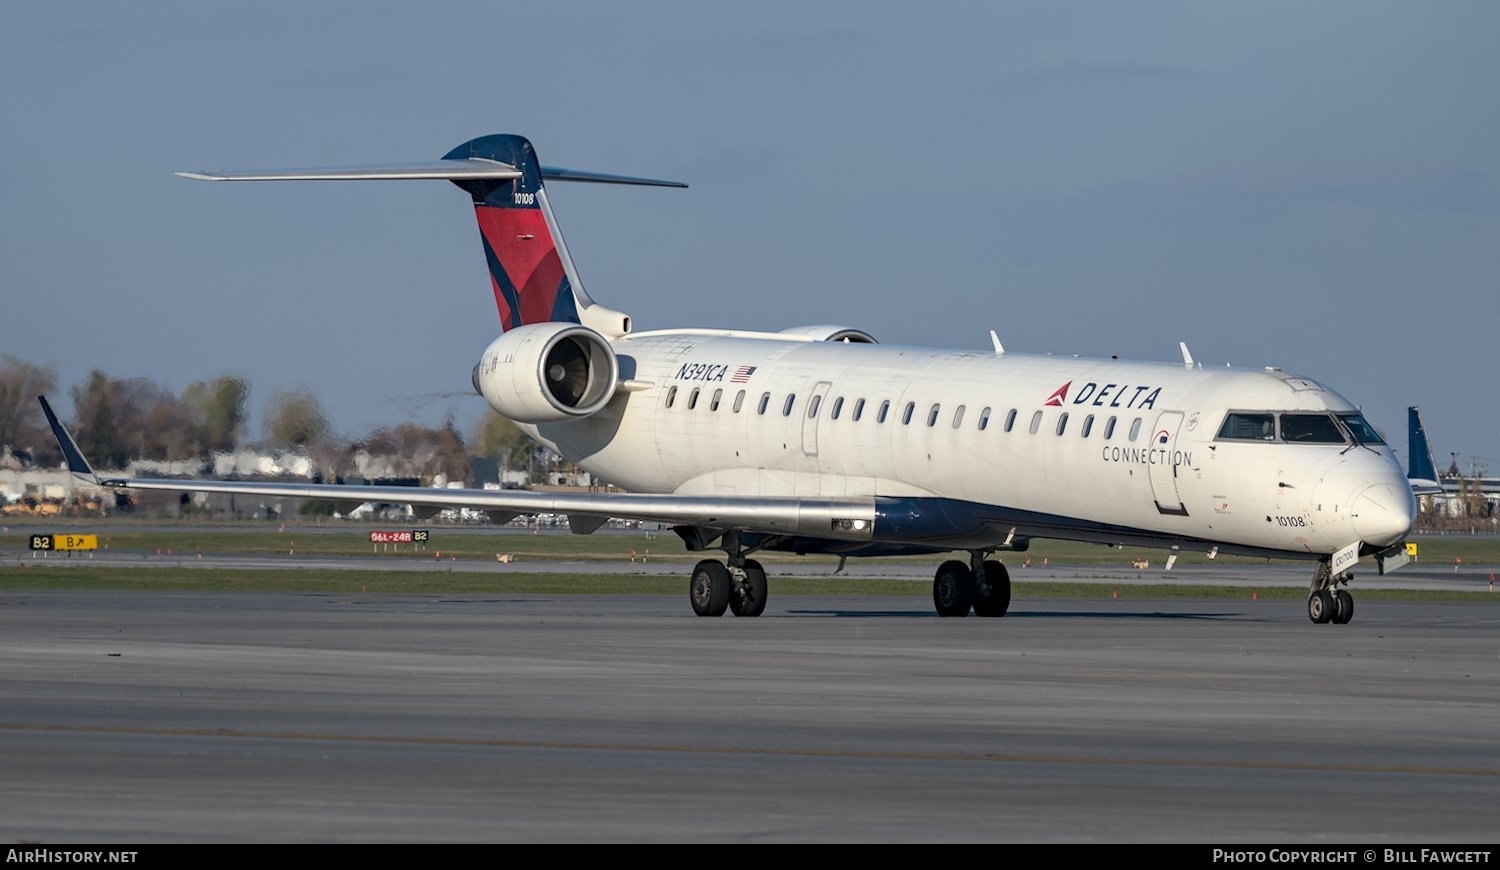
[3,2,1496,471]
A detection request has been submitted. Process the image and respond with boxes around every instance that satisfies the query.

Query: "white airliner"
[40,134,1417,624]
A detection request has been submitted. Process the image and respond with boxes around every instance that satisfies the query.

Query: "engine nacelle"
[472,323,619,424]
[778,324,878,344]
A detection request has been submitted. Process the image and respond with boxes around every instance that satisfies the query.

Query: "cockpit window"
[1280,413,1346,444]
[1217,412,1275,441]
[1337,413,1384,445]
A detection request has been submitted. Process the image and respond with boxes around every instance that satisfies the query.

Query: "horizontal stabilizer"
[178,162,686,188]
[540,166,687,188]
[177,160,523,182]
[179,134,685,339]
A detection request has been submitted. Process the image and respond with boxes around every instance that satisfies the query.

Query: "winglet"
[36,396,98,482]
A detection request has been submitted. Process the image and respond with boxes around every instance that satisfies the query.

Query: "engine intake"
[472,323,619,423]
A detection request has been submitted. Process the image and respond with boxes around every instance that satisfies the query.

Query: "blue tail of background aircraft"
[1408,406,1440,485]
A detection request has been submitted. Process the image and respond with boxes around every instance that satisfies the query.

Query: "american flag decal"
[730,365,757,383]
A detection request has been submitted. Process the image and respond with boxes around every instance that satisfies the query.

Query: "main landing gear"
[932,551,1011,618]
[1307,560,1355,625]
[686,535,1014,620]
[689,531,768,618]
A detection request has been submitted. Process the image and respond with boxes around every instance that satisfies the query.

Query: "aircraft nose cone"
[1351,482,1417,548]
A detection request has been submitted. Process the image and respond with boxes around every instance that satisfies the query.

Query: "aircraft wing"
[37,397,873,541]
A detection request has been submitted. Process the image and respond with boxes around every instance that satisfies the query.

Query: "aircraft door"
[802,381,832,457]
[1149,410,1188,516]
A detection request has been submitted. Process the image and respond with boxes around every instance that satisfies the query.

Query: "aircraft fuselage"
[507,330,1415,561]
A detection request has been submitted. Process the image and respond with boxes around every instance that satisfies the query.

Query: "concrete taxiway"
[1,589,1498,842]
[15,547,1497,593]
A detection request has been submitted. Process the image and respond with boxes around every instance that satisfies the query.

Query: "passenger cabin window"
[1217,412,1275,441]
[853,398,865,421]
[733,390,746,413]
[1128,418,1142,441]
[927,404,940,427]
[757,392,770,415]
[807,395,821,418]
[978,407,991,431]
[1029,411,1043,434]
[665,386,678,408]
[1104,416,1117,440]
[902,402,916,425]
[710,389,722,412]
[1081,414,1093,438]
[1004,409,1018,432]
[1281,413,1345,444]
[1055,412,1069,436]
[687,388,700,410]
[878,400,890,423]
[1338,412,1385,445]
[952,405,966,429]
[783,394,797,417]
[830,397,843,420]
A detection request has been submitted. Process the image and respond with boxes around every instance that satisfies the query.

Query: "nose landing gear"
[1308,560,1355,625]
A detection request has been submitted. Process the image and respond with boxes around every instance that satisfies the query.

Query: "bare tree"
[184,375,250,456]
[139,387,195,461]
[264,388,329,451]
[70,370,203,466]
[474,410,538,472]
[0,354,59,465]
[356,419,471,485]
[71,369,128,470]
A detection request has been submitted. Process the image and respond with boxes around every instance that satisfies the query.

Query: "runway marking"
[4,721,1497,778]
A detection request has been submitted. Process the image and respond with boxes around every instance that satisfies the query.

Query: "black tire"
[933,560,975,617]
[729,559,768,617]
[690,559,731,617]
[1332,589,1354,625]
[1307,589,1333,624]
[973,560,1011,617]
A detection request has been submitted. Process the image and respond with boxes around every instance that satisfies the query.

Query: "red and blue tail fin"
[444,134,685,333]
[178,134,685,336]
[445,135,578,332]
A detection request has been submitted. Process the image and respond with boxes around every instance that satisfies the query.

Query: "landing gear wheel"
[1331,589,1354,625]
[973,559,1011,617]
[729,559,768,617]
[1307,589,1334,624]
[933,560,975,617]
[690,559,731,617]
